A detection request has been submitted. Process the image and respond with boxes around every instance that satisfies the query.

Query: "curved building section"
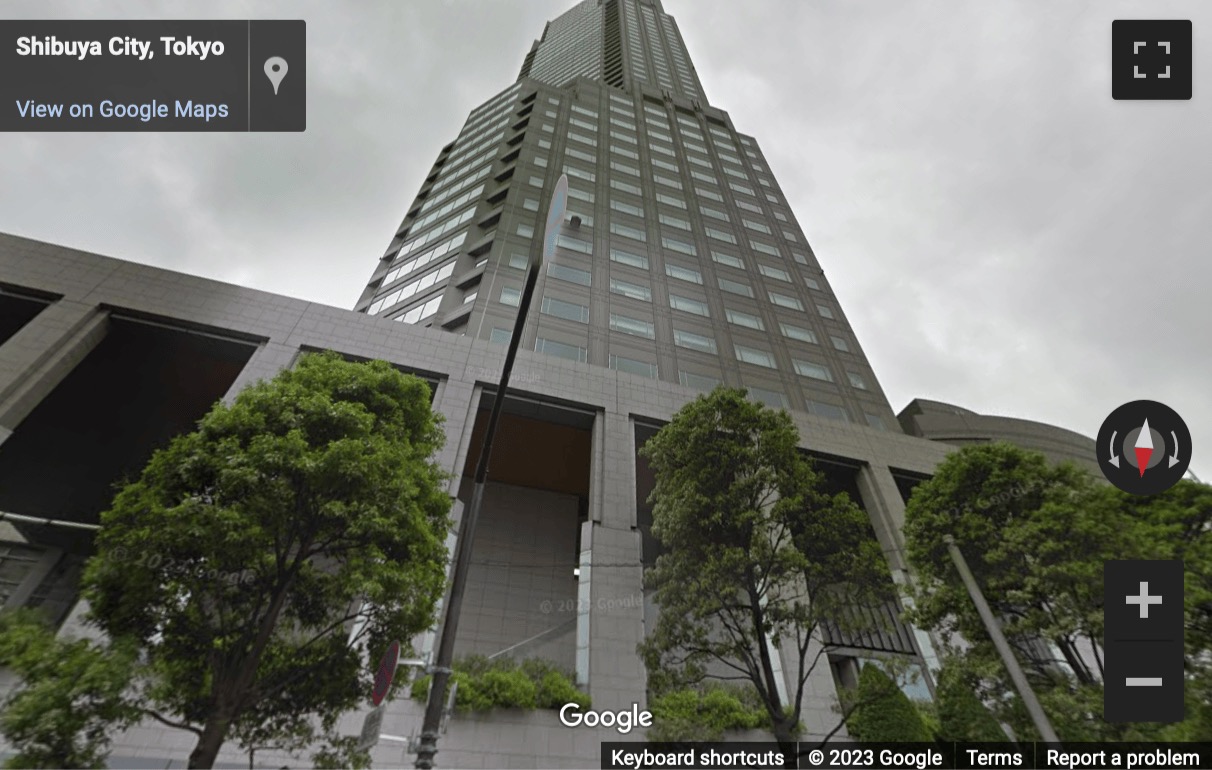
[897,398,1100,475]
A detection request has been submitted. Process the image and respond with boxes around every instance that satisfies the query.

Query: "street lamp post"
[943,535,1061,744]
[414,176,568,769]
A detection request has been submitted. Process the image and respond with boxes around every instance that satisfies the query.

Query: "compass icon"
[1097,400,1192,495]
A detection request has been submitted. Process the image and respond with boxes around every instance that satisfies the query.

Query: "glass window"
[566,148,596,164]
[548,263,592,286]
[610,278,652,301]
[805,276,822,290]
[712,251,745,269]
[500,286,521,306]
[748,387,788,410]
[705,227,737,244]
[568,131,598,147]
[659,212,688,230]
[508,252,529,270]
[809,401,849,422]
[611,200,644,217]
[736,200,762,214]
[553,234,590,255]
[665,264,703,283]
[780,323,818,344]
[570,117,597,131]
[656,192,686,209]
[691,170,718,185]
[769,292,804,310]
[538,138,551,149]
[673,329,717,353]
[610,313,655,338]
[847,372,867,389]
[610,161,640,176]
[791,251,809,265]
[817,304,835,319]
[610,247,649,269]
[735,345,777,368]
[700,206,730,221]
[661,236,696,256]
[611,130,637,144]
[564,165,596,182]
[743,219,773,234]
[831,335,850,352]
[541,296,590,323]
[462,291,478,305]
[654,174,683,190]
[568,186,595,203]
[759,264,791,282]
[726,308,764,330]
[534,157,548,168]
[679,371,720,391]
[571,104,598,118]
[610,179,642,196]
[687,155,713,169]
[529,175,544,188]
[669,294,709,316]
[750,241,781,257]
[783,230,799,243]
[652,158,679,173]
[610,355,657,378]
[489,327,511,345]
[523,198,540,211]
[536,337,587,362]
[730,182,756,196]
[611,144,639,160]
[718,277,753,297]
[650,143,676,157]
[865,412,886,430]
[794,360,833,381]
[610,222,647,242]
[696,187,723,202]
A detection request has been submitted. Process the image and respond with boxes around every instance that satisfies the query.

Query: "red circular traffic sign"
[371,640,401,706]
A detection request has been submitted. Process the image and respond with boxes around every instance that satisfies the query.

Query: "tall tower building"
[355,0,900,431]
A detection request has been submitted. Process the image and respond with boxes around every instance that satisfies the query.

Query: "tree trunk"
[772,717,799,769]
[188,712,234,769]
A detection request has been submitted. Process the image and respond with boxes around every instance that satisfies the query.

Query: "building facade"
[0,1,970,767]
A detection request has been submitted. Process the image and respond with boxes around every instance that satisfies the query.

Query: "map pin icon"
[264,57,288,95]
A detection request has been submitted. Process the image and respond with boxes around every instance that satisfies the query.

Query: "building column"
[583,412,646,710]
[0,300,107,448]
[856,463,942,679]
[219,341,299,405]
[855,463,910,572]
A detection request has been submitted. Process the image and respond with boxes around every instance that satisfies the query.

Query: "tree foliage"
[638,387,892,744]
[933,659,1008,742]
[845,664,931,743]
[79,351,453,768]
[904,442,1212,741]
[409,656,589,712]
[0,609,141,769]
[646,683,769,742]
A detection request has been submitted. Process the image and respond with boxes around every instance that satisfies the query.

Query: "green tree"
[0,609,141,769]
[845,664,931,743]
[933,659,1008,742]
[647,683,768,742]
[80,351,452,768]
[904,442,1212,740]
[638,387,892,744]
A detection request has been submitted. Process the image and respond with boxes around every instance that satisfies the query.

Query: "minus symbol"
[1125,677,1163,687]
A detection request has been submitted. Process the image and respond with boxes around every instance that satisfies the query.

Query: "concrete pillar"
[219,340,299,405]
[584,412,646,709]
[855,463,910,572]
[0,300,107,448]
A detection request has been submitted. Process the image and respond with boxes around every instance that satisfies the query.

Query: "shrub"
[935,663,1009,741]
[648,682,769,741]
[409,656,586,713]
[846,664,932,743]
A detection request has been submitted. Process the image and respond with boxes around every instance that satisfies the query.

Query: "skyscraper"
[356,0,899,432]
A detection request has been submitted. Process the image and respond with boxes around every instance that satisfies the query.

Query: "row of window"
[486,326,871,418]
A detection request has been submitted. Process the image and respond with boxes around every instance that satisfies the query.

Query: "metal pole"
[414,256,543,769]
[943,535,1061,744]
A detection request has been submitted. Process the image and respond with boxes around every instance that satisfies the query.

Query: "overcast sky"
[2,0,1208,480]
